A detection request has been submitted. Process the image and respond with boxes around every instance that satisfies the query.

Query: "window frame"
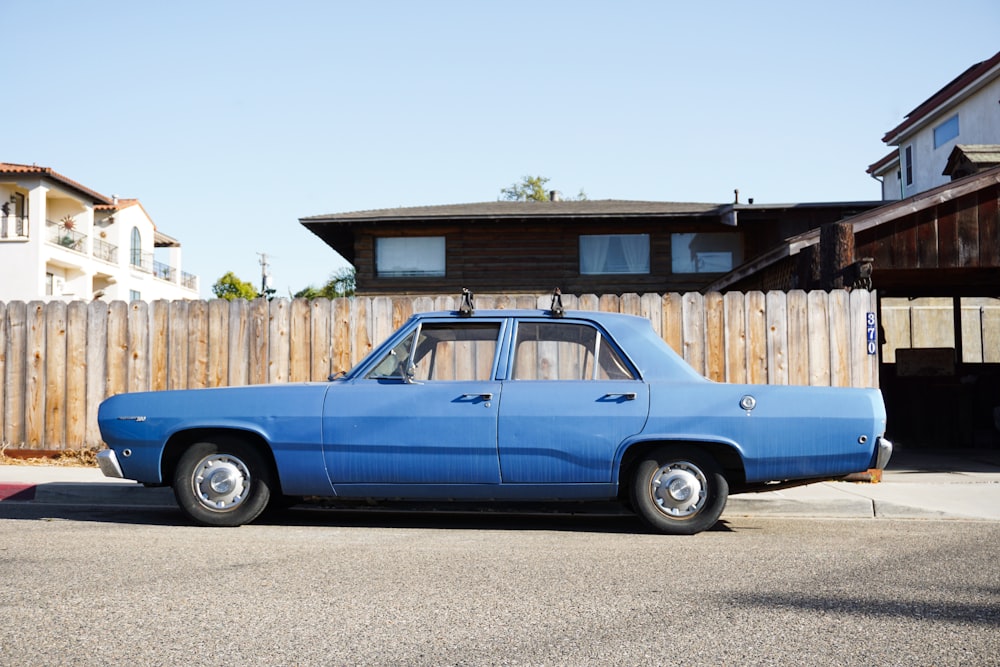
[375,236,446,278]
[579,233,650,275]
[933,114,959,149]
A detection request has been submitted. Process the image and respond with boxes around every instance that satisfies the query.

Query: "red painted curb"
[0,483,37,501]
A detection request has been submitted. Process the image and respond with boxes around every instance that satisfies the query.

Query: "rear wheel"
[173,439,273,527]
[631,446,728,535]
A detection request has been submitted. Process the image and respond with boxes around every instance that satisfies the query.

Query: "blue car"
[97,303,891,535]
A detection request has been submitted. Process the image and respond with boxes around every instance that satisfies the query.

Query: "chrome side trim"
[96,449,124,479]
[875,437,893,470]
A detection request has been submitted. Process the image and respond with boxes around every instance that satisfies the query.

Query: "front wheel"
[631,446,729,535]
[173,439,273,527]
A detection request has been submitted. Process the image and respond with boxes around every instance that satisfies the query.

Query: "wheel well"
[617,441,746,501]
[161,429,282,493]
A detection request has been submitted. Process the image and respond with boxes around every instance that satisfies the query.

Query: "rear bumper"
[874,437,893,470]
[96,449,124,479]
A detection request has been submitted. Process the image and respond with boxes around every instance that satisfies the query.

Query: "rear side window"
[512,322,634,381]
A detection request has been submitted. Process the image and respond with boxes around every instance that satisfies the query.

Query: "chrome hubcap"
[650,461,707,519]
[191,454,251,512]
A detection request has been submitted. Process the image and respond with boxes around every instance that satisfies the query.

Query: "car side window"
[512,322,635,381]
[366,323,500,382]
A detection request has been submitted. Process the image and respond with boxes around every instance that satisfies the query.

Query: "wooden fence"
[0,290,879,452]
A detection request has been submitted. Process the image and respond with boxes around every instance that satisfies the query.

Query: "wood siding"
[0,290,879,452]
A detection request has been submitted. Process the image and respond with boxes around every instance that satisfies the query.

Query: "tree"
[294,266,356,300]
[499,175,588,202]
[212,271,259,301]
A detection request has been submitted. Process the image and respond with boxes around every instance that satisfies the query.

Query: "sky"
[5,1,999,298]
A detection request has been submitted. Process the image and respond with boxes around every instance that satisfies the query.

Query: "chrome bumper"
[874,437,893,470]
[96,449,124,479]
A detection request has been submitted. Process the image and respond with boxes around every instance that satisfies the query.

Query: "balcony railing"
[93,238,118,264]
[46,220,87,252]
[182,271,198,290]
[154,260,176,282]
[1,216,28,240]
[131,252,154,273]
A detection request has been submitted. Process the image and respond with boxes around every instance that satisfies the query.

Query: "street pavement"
[1,448,999,522]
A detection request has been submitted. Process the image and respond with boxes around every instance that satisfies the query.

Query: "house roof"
[943,144,1000,176]
[704,164,1000,291]
[301,199,725,223]
[866,150,900,176]
[0,161,112,205]
[881,50,1000,145]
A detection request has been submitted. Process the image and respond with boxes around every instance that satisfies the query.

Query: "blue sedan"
[97,304,891,535]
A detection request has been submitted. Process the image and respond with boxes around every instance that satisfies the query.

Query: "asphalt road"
[1,504,998,666]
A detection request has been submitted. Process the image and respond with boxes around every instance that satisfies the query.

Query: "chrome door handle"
[604,392,637,400]
[462,392,493,401]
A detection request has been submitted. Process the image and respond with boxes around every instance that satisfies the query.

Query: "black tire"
[630,446,729,535]
[173,439,273,527]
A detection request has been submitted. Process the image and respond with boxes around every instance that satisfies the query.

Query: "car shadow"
[0,500,734,534]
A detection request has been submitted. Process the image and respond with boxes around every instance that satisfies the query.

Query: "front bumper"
[874,437,893,470]
[96,449,124,479]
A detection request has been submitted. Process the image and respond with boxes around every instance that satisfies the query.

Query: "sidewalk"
[1,449,999,521]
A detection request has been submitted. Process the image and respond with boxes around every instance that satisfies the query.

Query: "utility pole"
[257,252,276,300]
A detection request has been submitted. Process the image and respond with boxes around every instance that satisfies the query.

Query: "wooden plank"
[248,298,269,385]
[807,291,831,386]
[267,298,290,384]
[723,292,747,384]
[681,292,705,375]
[228,299,250,387]
[332,297,353,376]
[4,302,26,447]
[65,302,88,448]
[127,301,150,393]
[661,293,683,355]
[786,291,809,386]
[44,301,67,449]
[289,298,311,383]
[168,301,189,390]
[150,301,170,391]
[849,290,872,388]
[828,291,851,387]
[391,296,414,330]
[208,299,230,387]
[745,292,767,385]
[351,298,372,370]
[371,297,394,349]
[956,197,979,267]
[979,188,999,267]
[187,300,209,389]
[106,301,129,399]
[85,301,108,445]
[936,201,959,267]
[25,301,45,447]
[640,293,662,338]
[577,294,600,312]
[620,293,641,316]
[310,298,332,381]
[916,208,939,268]
[765,292,789,385]
[704,292,725,382]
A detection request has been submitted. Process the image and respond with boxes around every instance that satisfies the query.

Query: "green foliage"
[294,266,356,300]
[499,175,588,202]
[212,271,259,301]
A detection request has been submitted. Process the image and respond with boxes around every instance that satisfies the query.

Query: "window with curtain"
[579,234,649,275]
[376,237,446,277]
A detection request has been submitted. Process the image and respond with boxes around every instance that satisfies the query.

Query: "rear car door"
[497,319,649,483]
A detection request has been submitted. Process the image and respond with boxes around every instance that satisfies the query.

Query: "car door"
[323,320,504,485]
[497,320,649,483]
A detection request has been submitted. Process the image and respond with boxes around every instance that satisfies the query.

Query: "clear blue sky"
[6,1,999,297]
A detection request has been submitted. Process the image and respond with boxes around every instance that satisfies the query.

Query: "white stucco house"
[868,50,1000,200]
[0,162,198,302]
